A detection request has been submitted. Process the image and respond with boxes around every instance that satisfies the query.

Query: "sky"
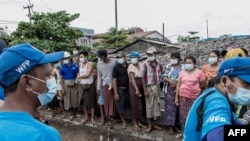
[0,0,249,43]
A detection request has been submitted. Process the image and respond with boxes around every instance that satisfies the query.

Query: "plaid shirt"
[141,59,163,86]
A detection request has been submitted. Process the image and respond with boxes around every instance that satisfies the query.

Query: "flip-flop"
[121,125,127,129]
[175,133,183,139]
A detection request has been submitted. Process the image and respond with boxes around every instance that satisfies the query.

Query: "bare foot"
[98,119,105,126]
[91,119,96,125]
[80,118,89,124]
[145,127,152,133]
[153,125,162,130]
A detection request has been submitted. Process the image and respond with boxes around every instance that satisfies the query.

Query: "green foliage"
[9,11,83,52]
[95,27,130,49]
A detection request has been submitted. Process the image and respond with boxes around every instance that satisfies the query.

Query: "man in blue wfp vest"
[0,43,63,140]
[183,57,250,141]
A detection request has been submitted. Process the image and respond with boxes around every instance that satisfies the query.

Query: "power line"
[40,0,53,11]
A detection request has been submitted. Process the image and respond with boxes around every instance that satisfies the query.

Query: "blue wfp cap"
[0,43,64,87]
[218,57,250,83]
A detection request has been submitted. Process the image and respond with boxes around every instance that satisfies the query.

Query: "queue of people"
[1,40,250,141]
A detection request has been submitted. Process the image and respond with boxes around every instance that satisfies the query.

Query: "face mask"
[79,58,86,63]
[131,58,138,64]
[148,56,155,61]
[63,59,69,64]
[170,59,178,65]
[55,63,61,68]
[28,75,57,106]
[225,79,250,105]
[117,58,124,64]
[184,64,194,70]
[98,58,103,63]
[208,57,217,64]
[73,51,78,55]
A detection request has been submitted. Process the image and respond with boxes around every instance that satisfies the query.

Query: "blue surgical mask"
[226,79,250,105]
[28,75,57,106]
[184,64,194,70]
[148,56,155,61]
[117,58,124,64]
[208,57,217,64]
[131,58,138,64]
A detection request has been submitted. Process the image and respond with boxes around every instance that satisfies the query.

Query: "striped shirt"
[141,59,163,86]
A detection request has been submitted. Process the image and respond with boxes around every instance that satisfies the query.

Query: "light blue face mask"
[27,75,57,106]
[208,57,217,64]
[131,58,138,64]
[184,64,194,70]
[98,58,103,63]
[226,79,250,105]
[117,58,124,64]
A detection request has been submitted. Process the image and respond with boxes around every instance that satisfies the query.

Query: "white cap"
[147,47,157,54]
[64,51,70,58]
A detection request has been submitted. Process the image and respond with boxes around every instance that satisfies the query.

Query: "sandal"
[121,125,127,129]
[145,127,152,133]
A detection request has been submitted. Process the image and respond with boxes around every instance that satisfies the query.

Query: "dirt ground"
[50,121,150,141]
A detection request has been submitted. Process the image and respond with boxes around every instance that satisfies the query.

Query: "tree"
[9,10,83,52]
[96,27,130,49]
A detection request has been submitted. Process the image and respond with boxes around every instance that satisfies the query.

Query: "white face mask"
[170,59,178,65]
[225,79,250,105]
[148,56,155,61]
[79,58,86,63]
[131,58,138,64]
[117,58,124,64]
[73,50,78,55]
[208,57,217,64]
[63,59,69,64]
[184,64,194,70]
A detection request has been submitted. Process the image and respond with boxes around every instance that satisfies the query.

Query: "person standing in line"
[201,50,220,87]
[60,51,79,119]
[96,48,117,126]
[54,61,66,117]
[72,46,79,65]
[76,50,96,125]
[127,51,147,131]
[112,51,130,129]
[175,55,206,138]
[163,52,182,135]
[141,47,163,133]
[0,43,63,140]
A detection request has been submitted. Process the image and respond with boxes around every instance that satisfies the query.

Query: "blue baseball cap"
[218,57,250,83]
[0,43,64,87]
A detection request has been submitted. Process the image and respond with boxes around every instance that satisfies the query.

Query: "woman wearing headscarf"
[127,51,147,131]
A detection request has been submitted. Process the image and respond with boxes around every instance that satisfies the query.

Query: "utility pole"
[115,0,118,49]
[206,19,209,38]
[23,4,34,24]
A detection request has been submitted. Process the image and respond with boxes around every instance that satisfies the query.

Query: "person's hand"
[175,98,179,106]
[144,90,149,98]
[114,93,119,101]
[108,85,113,91]
[62,89,66,96]
[135,90,141,97]
[96,89,100,96]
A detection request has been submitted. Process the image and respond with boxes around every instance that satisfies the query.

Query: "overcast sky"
[0,0,249,42]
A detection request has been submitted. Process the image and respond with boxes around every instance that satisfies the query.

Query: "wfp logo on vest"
[15,60,30,73]
[224,125,250,141]
[206,116,226,123]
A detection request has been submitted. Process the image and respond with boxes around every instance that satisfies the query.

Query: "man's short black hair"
[79,50,88,57]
